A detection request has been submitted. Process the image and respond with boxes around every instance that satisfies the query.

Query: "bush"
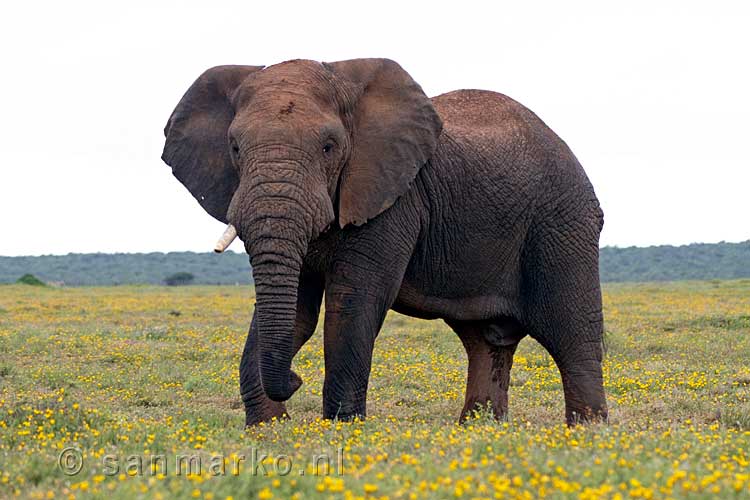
[16,274,47,286]
[164,272,195,286]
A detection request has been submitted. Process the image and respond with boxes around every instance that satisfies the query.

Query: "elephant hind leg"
[522,224,608,425]
[447,318,525,423]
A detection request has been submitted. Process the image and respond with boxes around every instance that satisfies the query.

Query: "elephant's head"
[162,59,442,401]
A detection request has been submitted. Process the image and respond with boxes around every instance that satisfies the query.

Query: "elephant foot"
[322,397,366,422]
[559,365,608,426]
[323,410,366,422]
[565,403,608,426]
[244,400,288,427]
[459,398,508,424]
[244,370,304,427]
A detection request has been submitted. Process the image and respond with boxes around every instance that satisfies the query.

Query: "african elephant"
[162,58,607,426]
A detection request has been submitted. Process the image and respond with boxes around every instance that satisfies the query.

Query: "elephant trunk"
[229,176,315,402]
[252,240,303,402]
[246,214,308,402]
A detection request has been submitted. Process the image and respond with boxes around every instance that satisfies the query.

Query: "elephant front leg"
[240,317,290,426]
[321,259,412,420]
[240,271,324,426]
[323,305,376,420]
[321,288,383,421]
[320,213,418,421]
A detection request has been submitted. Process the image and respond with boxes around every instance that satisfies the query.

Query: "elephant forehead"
[233,96,337,140]
[249,91,326,116]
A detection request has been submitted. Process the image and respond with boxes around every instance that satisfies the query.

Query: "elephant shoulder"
[430,90,600,222]
[431,90,580,175]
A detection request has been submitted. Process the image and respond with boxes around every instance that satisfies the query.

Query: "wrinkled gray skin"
[162,59,607,426]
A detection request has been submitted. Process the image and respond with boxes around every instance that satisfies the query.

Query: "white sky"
[1,1,748,256]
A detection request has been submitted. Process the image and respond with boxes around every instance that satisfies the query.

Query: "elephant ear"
[162,65,263,223]
[326,59,443,227]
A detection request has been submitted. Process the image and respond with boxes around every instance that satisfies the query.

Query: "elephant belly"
[394,240,525,322]
[392,289,521,322]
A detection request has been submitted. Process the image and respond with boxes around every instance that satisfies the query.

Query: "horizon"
[1,1,748,256]
[2,238,748,259]
[3,241,748,286]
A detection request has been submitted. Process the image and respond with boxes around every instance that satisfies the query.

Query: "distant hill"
[0,252,252,286]
[1,241,748,286]
[599,241,750,282]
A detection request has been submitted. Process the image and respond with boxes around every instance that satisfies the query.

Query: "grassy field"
[1,281,750,499]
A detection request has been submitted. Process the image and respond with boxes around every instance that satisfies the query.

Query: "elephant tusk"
[214,224,237,253]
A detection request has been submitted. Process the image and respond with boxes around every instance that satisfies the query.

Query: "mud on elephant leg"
[448,318,525,423]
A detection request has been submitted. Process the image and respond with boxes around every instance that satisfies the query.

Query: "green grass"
[0,281,749,499]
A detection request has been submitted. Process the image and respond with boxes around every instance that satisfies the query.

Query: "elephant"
[161,58,607,426]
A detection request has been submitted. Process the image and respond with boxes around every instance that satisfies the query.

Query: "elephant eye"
[322,142,334,155]
[230,139,240,162]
